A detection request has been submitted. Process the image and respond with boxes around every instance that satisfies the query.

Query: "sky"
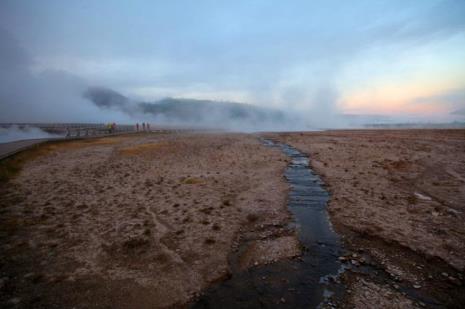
[1,0,465,125]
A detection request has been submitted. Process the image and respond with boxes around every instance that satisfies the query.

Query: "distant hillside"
[83,87,129,109]
[138,98,285,123]
[83,87,288,130]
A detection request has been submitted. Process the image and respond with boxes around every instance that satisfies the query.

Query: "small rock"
[446,208,460,217]
[66,276,75,282]
[448,276,461,286]
[24,272,35,279]
[280,297,286,303]
[8,298,21,305]
[350,259,360,266]
[441,272,448,277]
[0,277,8,290]
[413,284,421,289]
[415,192,432,201]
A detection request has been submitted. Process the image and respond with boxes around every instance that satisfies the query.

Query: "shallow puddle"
[192,138,344,308]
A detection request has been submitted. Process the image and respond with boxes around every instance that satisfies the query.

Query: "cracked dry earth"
[270,129,465,308]
[0,133,298,308]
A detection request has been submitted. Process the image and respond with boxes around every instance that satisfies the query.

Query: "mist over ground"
[0,125,62,143]
[83,87,323,131]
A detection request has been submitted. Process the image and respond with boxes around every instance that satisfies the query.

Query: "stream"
[192,138,344,308]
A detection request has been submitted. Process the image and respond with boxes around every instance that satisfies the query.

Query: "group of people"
[104,122,151,134]
[135,122,150,132]
[106,122,117,133]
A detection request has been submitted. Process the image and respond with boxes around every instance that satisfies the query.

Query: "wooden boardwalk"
[0,138,51,160]
[0,123,196,160]
[0,123,137,160]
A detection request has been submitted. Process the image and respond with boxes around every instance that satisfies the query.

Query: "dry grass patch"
[54,136,125,150]
[0,137,124,183]
[119,142,169,156]
[0,143,55,183]
[181,177,203,185]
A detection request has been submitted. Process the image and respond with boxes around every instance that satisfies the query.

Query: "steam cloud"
[83,87,313,131]
[0,125,62,143]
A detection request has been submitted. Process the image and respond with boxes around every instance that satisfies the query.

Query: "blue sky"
[1,0,465,123]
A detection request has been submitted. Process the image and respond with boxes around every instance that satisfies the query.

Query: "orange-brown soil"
[269,129,465,308]
[0,133,298,308]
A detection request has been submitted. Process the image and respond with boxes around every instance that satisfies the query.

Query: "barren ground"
[2,129,464,308]
[269,129,465,308]
[0,132,298,308]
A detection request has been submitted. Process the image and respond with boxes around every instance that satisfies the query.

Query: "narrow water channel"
[192,138,344,308]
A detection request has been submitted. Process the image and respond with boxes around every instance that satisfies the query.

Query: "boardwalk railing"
[0,123,203,160]
[0,123,136,138]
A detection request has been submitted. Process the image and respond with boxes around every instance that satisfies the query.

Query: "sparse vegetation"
[204,237,216,245]
[182,177,203,185]
[0,133,291,308]
[246,213,259,223]
[118,142,168,156]
[1,137,123,183]
[407,195,417,205]
[0,143,53,183]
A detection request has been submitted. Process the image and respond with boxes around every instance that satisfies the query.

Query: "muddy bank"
[0,133,296,308]
[269,129,465,308]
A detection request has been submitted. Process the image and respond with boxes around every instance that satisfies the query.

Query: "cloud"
[0,27,133,123]
[1,1,465,126]
[0,27,31,72]
[412,88,465,113]
[452,108,465,116]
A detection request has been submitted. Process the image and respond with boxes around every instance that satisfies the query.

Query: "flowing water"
[192,138,344,308]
